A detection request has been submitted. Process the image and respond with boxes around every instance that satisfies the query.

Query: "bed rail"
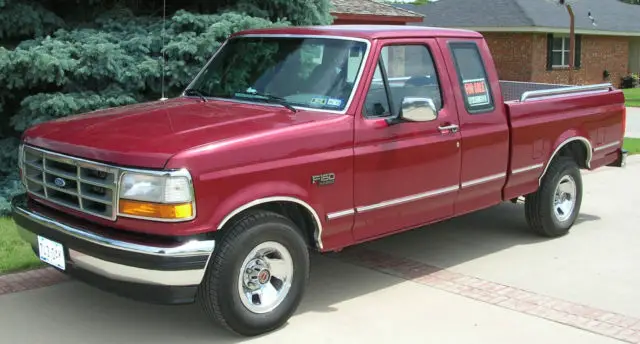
[519,83,614,102]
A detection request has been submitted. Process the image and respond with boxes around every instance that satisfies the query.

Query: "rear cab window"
[449,42,494,114]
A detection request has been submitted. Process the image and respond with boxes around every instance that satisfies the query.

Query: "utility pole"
[549,0,598,83]
[567,4,575,69]
[559,0,576,83]
[567,2,575,83]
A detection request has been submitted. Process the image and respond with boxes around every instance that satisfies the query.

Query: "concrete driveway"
[1,157,639,344]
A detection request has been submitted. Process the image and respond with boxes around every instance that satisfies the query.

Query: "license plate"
[37,236,66,270]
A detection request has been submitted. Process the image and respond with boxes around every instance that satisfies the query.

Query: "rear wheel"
[525,156,583,237]
[197,210,310,336]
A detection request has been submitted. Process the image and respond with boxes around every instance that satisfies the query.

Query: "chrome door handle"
[438,124,459,133]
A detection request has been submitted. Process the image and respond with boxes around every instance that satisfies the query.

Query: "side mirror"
[399,97,438,122]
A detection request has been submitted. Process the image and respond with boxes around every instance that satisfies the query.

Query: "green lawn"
[0,217,42,274]
[624,138,640,155]
[624,88,640,107]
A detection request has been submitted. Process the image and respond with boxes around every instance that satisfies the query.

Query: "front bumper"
[11,194,215,304]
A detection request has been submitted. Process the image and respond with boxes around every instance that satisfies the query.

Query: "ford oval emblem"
[54,177,66,188]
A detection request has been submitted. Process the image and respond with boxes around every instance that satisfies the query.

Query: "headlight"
[118,171,195,221]
[120,173,192,203]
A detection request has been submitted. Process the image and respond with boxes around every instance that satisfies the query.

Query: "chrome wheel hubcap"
[238,241,294,314]
[553,175,577,222]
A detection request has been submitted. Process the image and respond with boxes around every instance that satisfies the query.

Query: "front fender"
[207,180,320,231]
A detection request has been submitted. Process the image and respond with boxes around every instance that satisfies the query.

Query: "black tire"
[196,210,310,336]
[525,156,583,237]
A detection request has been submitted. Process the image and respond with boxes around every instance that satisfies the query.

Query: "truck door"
[438,39,510,215]
[352,38,462,241]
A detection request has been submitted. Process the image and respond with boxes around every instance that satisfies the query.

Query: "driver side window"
[363,63,391,117]
[363,44,443,119]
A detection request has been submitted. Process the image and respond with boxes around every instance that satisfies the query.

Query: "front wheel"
[196,210,310,336]
[525,156,583,237]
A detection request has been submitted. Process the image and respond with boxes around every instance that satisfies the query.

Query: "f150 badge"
[311,173,335,186]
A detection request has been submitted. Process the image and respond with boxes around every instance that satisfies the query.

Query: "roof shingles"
[396,0,640,34]
[331,0,423,18]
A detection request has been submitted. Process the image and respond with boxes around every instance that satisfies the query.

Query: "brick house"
[396,0,640,86]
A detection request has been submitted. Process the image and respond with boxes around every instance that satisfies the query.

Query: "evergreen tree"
[0,0,333,214]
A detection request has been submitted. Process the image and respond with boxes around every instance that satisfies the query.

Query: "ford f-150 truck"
[12,25,627,336]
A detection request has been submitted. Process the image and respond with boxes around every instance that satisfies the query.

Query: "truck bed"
[500,80,626,200]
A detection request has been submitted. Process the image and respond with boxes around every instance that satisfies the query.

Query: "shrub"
[0,138,23,214]
[621,73,639,89]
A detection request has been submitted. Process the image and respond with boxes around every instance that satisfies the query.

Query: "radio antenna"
[160,0,168,101]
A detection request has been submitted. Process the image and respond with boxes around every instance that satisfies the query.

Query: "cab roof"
[231,25,482,41]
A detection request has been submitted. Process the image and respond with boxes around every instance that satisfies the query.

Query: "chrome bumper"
[11,194,215,289]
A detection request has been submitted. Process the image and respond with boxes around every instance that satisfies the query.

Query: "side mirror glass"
[399,97,438,122]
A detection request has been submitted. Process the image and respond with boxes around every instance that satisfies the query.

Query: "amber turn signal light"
[119,199,193,220]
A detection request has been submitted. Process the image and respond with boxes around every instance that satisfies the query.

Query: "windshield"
[186,36,369,112]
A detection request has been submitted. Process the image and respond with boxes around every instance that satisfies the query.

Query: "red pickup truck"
[12,25,627,336]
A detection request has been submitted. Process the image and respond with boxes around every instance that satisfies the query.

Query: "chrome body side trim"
[593,140,621,152]
[326,209,355,220]
[217,197,324,250]
[511,163,544,175]
[539,136,593,185]
[460,173,506,189]
[356,185,459,213]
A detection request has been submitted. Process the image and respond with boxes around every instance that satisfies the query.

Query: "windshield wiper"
[234,91,297,113]
[184,88,208,102]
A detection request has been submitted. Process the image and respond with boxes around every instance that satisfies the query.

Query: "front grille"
[21,145,119,220]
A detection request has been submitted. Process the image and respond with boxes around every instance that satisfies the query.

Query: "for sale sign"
[462,78,491,107]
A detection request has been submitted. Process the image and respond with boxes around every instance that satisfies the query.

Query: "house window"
[547,34,582,69]
[551,35,570,67]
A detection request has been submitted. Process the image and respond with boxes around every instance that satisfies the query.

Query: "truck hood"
[23,97,337,169]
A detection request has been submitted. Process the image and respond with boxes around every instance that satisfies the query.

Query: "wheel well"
[221,201,320,250]
[555,140,590,169]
